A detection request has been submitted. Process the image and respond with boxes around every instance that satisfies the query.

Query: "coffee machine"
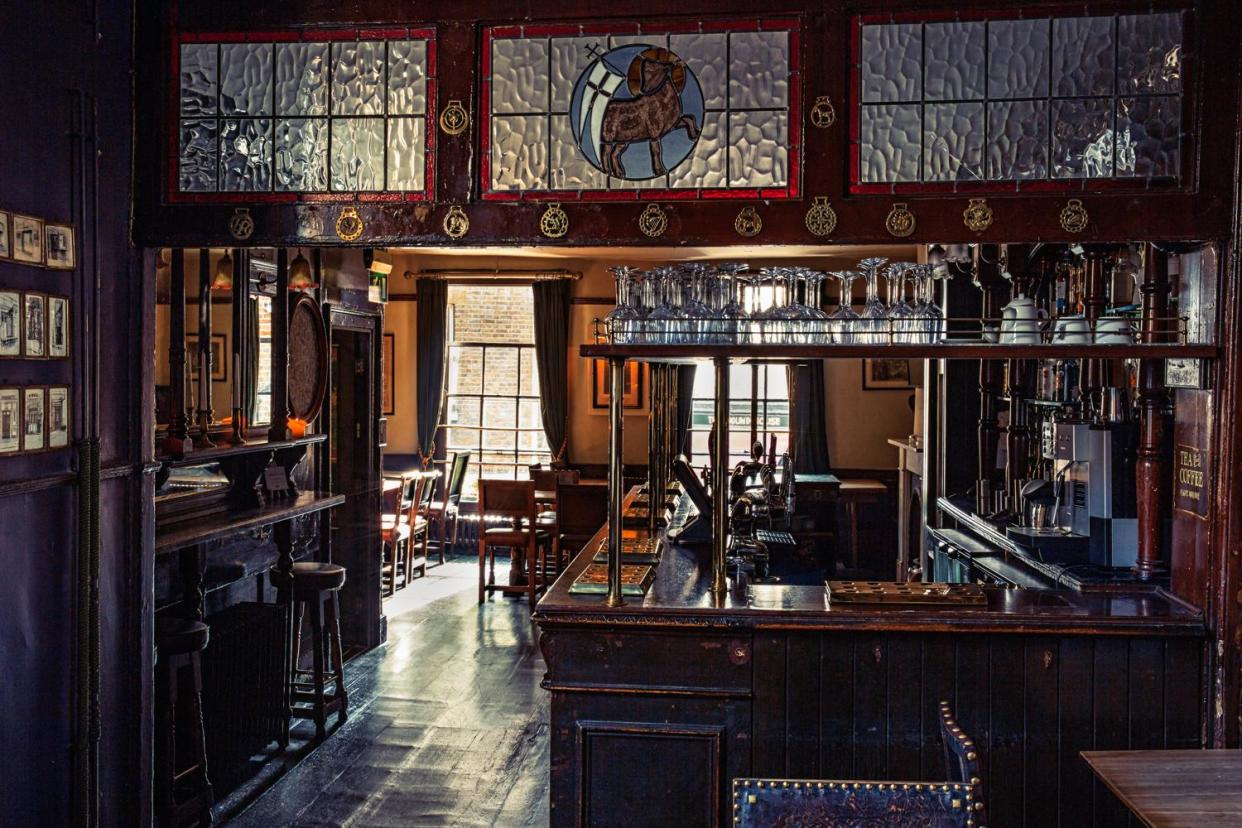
[1050,421,1138,567]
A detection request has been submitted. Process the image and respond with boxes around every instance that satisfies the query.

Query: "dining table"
[1081,750,1242,827]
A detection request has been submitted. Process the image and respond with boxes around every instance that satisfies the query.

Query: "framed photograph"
[188,333,227,382]
[0,387,19,454]
[23,292,46,358]
[0,291,20,357]
[862,358,914,390]
[47,386,69,448]
[11,214,44,265]
[382,333,396,416]
[0,210,10,259]
[44,224,75,270]
[47,295,69,358]
[22,387,45,452]
[591,358,644,410]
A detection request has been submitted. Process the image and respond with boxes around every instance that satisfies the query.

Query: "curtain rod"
[402,268,581,281]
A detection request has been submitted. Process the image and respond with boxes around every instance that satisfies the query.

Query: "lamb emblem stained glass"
[569,44,704,180]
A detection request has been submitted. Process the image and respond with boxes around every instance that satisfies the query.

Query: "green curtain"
[675,364,697,459]
[532,279,570,464]
[789,361,830,473]
[244,296,259,426]
[416,278,449,465]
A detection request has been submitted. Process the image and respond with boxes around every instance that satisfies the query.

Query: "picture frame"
[862,358,914,390]
[0,210,10,260]
[0,387,19,454]
[188,333,227,382]
[22,386,45,452]
[47,295,69,359]
[382,332,396,416]
[47,386,69,449]
[11,214,44,266]
[591,357,644,410]
[22,292,46,358]
[44,224,75,270]
[0,291,20,358]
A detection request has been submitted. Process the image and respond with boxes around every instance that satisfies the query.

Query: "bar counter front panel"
[535,492,1206,828]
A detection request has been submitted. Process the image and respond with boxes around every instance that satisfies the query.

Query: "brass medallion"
[734,206,762,238]
[638,203,668,238]
[539,202,569,239]
[810,96,836,129]
[804,196,838,237]
[228,208,254,241]
[885,203,916,238]
[439,99,469,136]
[962,198,993,233]
[335,206,364,242]
[1059,198,1089,234]
[442,205,469,239]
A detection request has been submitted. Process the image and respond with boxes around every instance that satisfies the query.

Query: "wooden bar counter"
[534,491,1207,828]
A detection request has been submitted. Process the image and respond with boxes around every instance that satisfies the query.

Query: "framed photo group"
[0,290,70,359]
[0,210,74,270]
[0,385,69,455]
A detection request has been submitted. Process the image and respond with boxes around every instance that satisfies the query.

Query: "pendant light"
[288,248,318,291]
[210,250,234,291]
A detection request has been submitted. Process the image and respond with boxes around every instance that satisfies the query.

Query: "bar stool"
[288,562,348,738]
[154,616,214,828]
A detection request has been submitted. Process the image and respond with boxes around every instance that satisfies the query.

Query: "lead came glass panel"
[491,38,550,115]
[924,102,984,182]
[220,43,273,116]
[669,33,727,110]
[180,44,218,116]
[1052,98,1114,178]
[179,118,218,191]
[549,113,608,190]
[387,40,427,115]
[386,117,425,190]
[860,103,920,183]
[728,31,788,110]
[220,118,272,190]
[667,110,727,189]
[987,19,1050,99]
[1118,95,1180,178]
[1118,13,1182,95]
[331,42,385,116]
[275,118,328,191]
[275,43,328,116]
[492,114,548,190]
[860,24,921,103]
[924,21,985,101]
[728,110,787,187]
[987,100,1049,180]
[1052,17,1115,97]
[330,118,385,191]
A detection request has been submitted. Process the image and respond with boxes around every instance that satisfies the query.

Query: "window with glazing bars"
[689,363,790,465]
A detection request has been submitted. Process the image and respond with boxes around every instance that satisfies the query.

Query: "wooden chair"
[477,479,551,607]
[554,482,608,571]
[401,476,430,585]
[425,452,470,565]
[380,475,416,597]
[732,701,986,828]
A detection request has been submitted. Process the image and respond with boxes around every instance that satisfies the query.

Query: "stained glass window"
[176,31,434,199]
[483,20,800,199]
[853,12,1183,190]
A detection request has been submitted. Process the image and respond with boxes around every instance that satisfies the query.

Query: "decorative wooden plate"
[287,293,328,423]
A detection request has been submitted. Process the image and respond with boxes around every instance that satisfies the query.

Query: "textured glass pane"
[550,37,594,113]
[491,38,550,115]
[1052,17,1114,97]
[668,110,726,189]
[275,118,327,191]
[445,397,480,427]
[728,111,787,187]
[924,21,985,101]
[669,32,727,110]
[1052,98,1114,178]
[519,350,538,397]
[331,42,384,116]
[987,100,1048,179]
[388,40,427,115]
[728,31,788,109]
[276,43,328,116]
[1118,13,1182,94]
[549,113,607,190]
[330,118,385,190]
[179,118,218,191]
[180,44,218,116]
[450,347,483,394]
[988,19,1050,99]
[924,102,984,182]
[482,398,517,430]
[386,117,425,190]
[220,43,273,116]
[1118,95,1180,178]
[220,118,272,191]
[490,115,547,190]
[859,104,920,183]
[860,24,922,103]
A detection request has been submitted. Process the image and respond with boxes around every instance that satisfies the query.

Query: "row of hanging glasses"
[605,257,950,344]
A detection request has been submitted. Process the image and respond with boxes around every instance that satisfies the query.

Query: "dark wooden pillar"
[229,248,247,445]
[164,249,190,455]
[193,249,215,449]
[1134,244,1172,580]
[1080,247,1111,413]
[269,248,291,442]
[975,246,1006,514]
[1004,247,1036,512]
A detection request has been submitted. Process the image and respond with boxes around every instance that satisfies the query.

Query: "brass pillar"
[711,356,729,596]
[193,248,215,449]
[1135,244,1171,580]
[606,357,626,607]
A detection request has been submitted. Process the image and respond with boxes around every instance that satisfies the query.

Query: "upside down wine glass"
[857,256,890,344]
[829,270,862,343]
[606,266,643,343]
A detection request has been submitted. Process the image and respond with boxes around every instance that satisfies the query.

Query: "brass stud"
[885,202,916,237]
[816,782,825,789]
[967,751,977,761]
[539,202,569,239]
[782,781,789,788]
[793,782,801,789]
[953,798,962,809]
[865,783,873,790]
[748,794,757,805]
[970,777,981,785]
[975,802,985,810]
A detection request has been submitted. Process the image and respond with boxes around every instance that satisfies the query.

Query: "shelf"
[155,490,344,553]
[580,343,1218,361]
[157,433,327,467]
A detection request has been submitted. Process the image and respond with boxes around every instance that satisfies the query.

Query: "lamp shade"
[289,250,317,290]
[210,251,234,291]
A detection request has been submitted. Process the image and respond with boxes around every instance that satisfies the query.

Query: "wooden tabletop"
[1082,750,1242,827]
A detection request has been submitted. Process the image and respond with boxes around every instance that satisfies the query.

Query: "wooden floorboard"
[228,562,550,828]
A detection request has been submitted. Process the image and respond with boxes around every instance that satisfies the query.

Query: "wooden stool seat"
[155,618,210,655]
[291,561,346,594]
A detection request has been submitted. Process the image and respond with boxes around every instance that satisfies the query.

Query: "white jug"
[999,294,1049,344]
